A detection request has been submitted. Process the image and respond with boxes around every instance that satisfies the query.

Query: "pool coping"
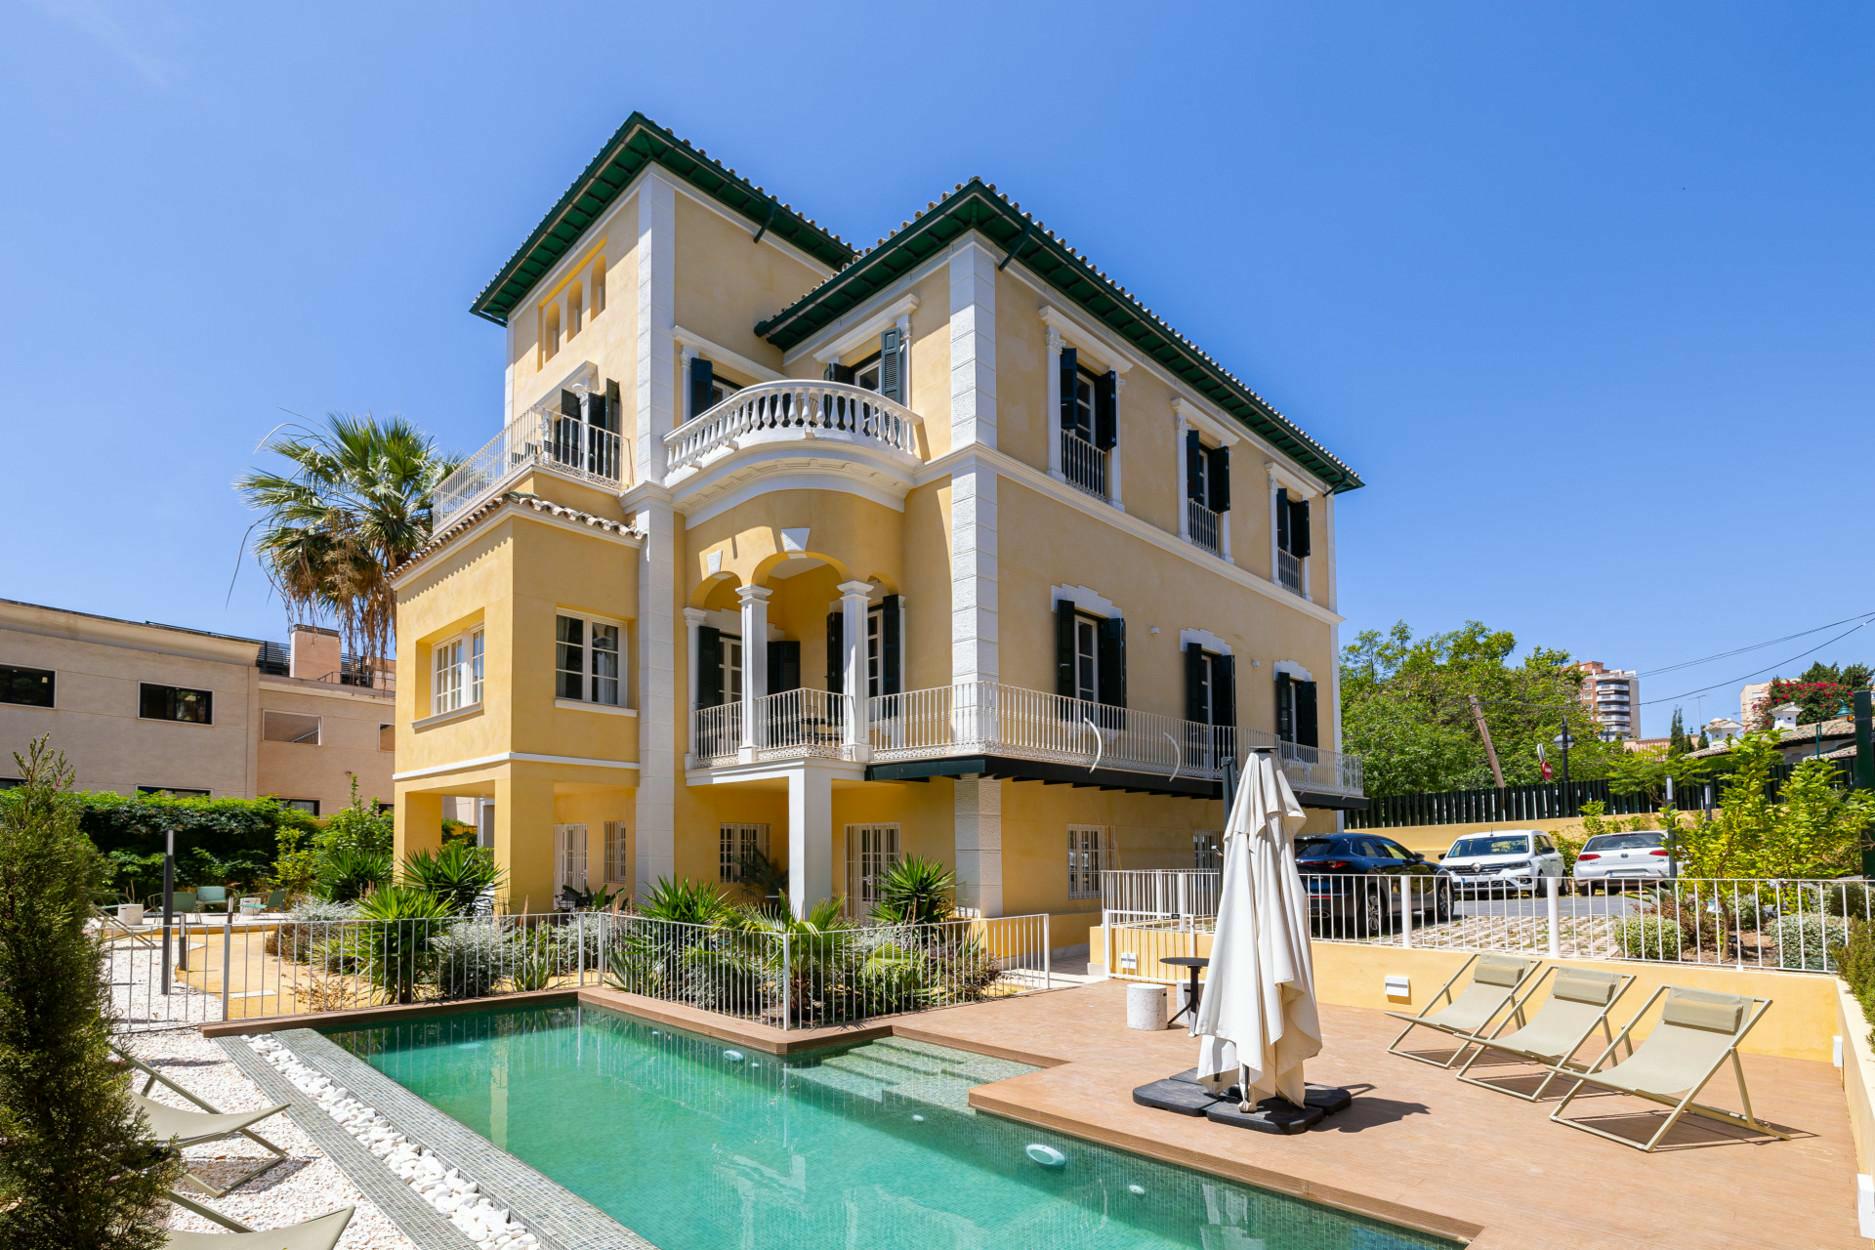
[206,990,1474,1246]
[269,1027,654,1250]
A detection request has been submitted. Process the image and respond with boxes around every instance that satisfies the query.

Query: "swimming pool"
[326,1003,1454,1250]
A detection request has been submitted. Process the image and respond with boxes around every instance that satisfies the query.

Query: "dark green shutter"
[880,594,902,696]
[1183,644,1206,722]
[1295,679,1320,747]
[879,328,905,402]
[825,611,843,695]
[1276,487,1291,551]
[1290,497,1312,558]
[1057,347,1078,430]
[1206,445,1230,512]
[696,627,723,708]
[1186,430,1206,502]
[1093,370,1117,450]
[767,641,800,694]
[823,362,855,384]
[687,357,715,420]
[1097,617,1126,708]
[1275,672,1294,742]
[1215,655,1236,728]
[1055,602,1077,697]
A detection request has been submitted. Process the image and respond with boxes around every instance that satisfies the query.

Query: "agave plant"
[869,856,957,926]
[640,877,732,925]
[315,846,392,904]
[399,842,503,915]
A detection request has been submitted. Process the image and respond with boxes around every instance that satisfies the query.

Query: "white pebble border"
[248,1035,541,1250]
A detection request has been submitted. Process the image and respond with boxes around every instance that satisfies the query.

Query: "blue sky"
[2,2,1870,737]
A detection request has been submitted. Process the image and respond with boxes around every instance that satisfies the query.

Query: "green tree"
[1676,732,1875,878]
[0,738,178,1249]
[237,413,459,676]
[1339,621,1618,797]
[1668,707,1691,756]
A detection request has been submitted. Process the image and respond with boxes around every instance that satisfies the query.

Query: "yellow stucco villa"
[390,114,1366,950]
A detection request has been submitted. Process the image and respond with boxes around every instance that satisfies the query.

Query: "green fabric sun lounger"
[1549,985,1789,1151]
[1386,953,1539,1068]
[1454,966,1634,1100]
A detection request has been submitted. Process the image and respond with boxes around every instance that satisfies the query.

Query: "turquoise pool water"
[326,1003,1451,1250]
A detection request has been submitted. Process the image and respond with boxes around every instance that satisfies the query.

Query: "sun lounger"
[1549,985,1789,1151]
[117,1047,288,1196]
[163,1194,352,1248]
[1454,966,1633,1100]
[1386,953,1538,1067]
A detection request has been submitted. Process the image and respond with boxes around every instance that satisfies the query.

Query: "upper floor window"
[1183,644,1236,729]
[825,595,903,700]
[1183,433,1231,557]
[825,326,907,403]
[1054,599,1125,708]
[140,683,211,725]
[0,664,54,708]
[1275,671,1320,748]
[262,710,321,745]
[686,356,743,421]
[566,284,584,337]
[282,799,320,816]
[556,612,622,706]
[138,785,210,798]
[1274,487,1312,595]
[432,627,484,716]
[1057,349,1117,500]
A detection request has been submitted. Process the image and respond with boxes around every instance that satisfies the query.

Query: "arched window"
[543,305,561,362]
[566,284,583,337]
[590,257,606,317]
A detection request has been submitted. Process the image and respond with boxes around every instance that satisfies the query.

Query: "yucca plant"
[640,876,731,924]
[316,845,391,903]
[399,842,503,915]
[869,856,956,926]
[355,885,452,1003]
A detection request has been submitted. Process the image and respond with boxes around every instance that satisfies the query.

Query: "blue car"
[1296,833,1453,935]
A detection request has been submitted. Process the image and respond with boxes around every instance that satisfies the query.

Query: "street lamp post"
[1554,720,1575,788]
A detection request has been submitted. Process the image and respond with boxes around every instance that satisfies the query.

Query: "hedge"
[42,791,318,897]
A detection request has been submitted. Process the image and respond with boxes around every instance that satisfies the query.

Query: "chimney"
[289,625,342,682]
[1770,702,1801,733]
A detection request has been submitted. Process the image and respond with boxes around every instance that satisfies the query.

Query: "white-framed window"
[431,627,483,716]
[720,823,769,884]
[1194,831,1222,871]
[846,824,901,907]
[1192,651,1220,725]
[603,821,629,884]
[866,608,885,699]
[1067,825,1107,899]
[556,612,622,706]
[261,710,322,745]
[1072,614,1101,704]
[722,635,743,705]
[555,823,589,896]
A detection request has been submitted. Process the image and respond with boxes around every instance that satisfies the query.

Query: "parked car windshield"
[1581,832,1666,852]
[1295,837,1344,857]
[1448,834,1531,858]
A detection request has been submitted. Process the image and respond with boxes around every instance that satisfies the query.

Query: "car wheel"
[1435,883,1453,922]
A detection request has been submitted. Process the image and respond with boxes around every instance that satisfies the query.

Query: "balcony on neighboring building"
[663,380,924,503]
[435,402,627,526]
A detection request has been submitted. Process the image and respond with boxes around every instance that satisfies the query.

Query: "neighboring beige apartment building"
[1575,659,1639,740]
[0,599,393,814]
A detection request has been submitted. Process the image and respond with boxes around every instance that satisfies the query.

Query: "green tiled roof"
[754,178,1362,492]
[471,113,856,325]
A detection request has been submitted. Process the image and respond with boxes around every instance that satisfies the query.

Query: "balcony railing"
[691,689,856,765]
[664,380,923,477]
[1276,739,1365,798]
[1060,431,1108,499]
[435,407,627,526]
[868,681,1237,782]
[1276,548,1304,594]
[1187,499,1222,555]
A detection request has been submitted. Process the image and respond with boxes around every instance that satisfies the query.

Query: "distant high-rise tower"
[1575,660,1640,740]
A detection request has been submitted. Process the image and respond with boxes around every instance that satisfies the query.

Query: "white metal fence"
[1101,868,1871,977]
[435,407,627,525]
[1186,500,1222,555]
[1060,431,1109,499]
[101,908,1053,1033]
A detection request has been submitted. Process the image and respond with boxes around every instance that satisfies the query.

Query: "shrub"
[432,920,511,999]
[1615,915,1685,960]
[508,935,557,992]
[318,781,393,859]
[355,885,453,1003]
[58,789,320,899]
[870,856,957,926]
[1835,920,1875,1045]
[267,899,359,960]
[316,845,392,903]
[549,915,603,974]
[0,738,177,1249]
[604,923,665,995]
[1770,913,1850,972]
[400,842,503,915]
[641,877,732,925]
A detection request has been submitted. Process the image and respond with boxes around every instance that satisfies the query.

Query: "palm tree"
[237,414,458,677]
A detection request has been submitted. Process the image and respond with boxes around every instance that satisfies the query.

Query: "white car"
[1571,830,1672,892]
[1435,830,1567,896]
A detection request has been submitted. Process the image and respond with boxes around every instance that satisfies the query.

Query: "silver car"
[1435,830,1567,896]
[1571,830,1672,893]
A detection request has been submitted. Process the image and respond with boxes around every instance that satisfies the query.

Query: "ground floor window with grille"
[603,820,629,884]
[720,823,769,884]
[1067,825,1108,899]
[554,823,588,897]
[1193,831,1222,870]
[846,824,901,908]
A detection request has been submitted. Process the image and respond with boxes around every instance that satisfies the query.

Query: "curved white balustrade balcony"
[662,381,925,503]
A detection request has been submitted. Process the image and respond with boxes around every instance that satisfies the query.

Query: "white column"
[737,585,770,754]
[951,467,998,687]
[1176,413,1192,541]
[954,774,1003,917]
[838,580,872,752]
[948,238,998,450]
[634,171,677,484]
[682,607,706,766]
[1044,326,1064,480]
[787,766,834,917]
[633,499,677,897]
[1107,373,1124,508]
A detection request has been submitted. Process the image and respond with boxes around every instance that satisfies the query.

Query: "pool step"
[793,1040,1032,1116]
[867,1038,1032,1085]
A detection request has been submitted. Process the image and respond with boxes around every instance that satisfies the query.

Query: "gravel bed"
[122,1027,415,1250]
